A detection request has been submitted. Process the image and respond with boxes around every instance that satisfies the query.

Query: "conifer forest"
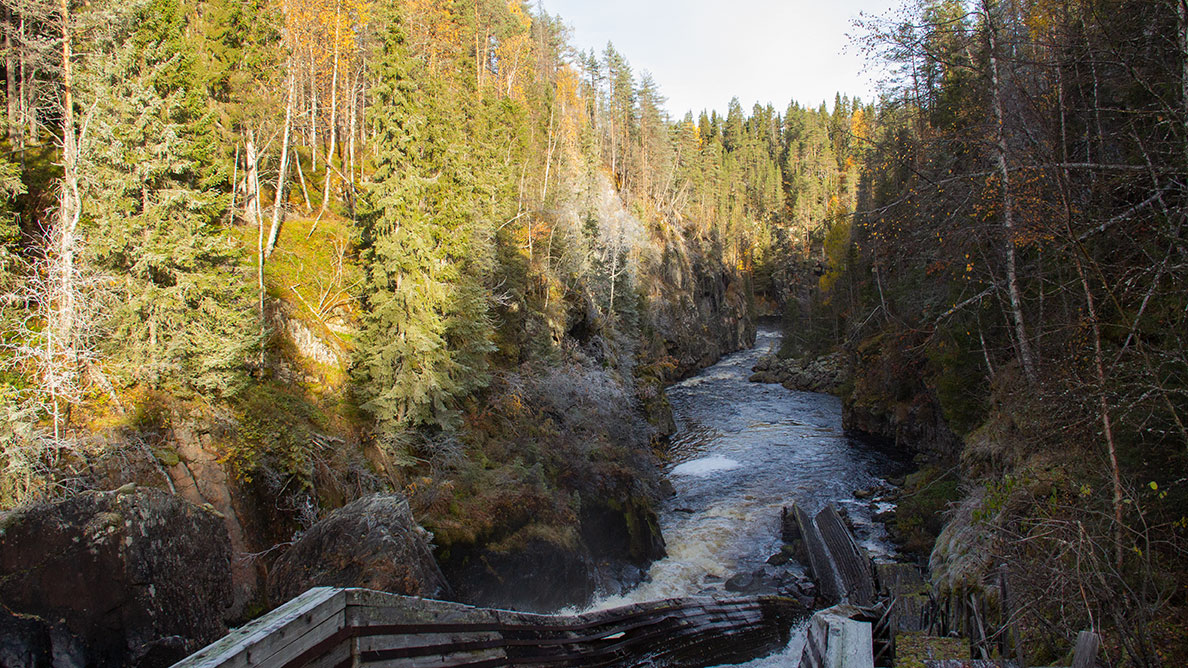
[0,0,1186,665]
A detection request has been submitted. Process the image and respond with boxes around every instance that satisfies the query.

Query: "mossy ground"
[893,633,969,667]
[892,465,962,557]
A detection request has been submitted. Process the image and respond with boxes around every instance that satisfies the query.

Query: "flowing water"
[592,326,909,664]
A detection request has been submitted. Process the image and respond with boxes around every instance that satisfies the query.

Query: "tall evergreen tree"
[80,0,258,397]
[353,11,494,443]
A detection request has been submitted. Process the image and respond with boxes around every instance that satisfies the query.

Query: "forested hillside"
[6,0,1183,663]
[797,0,1187,662]
[0,0,865,615]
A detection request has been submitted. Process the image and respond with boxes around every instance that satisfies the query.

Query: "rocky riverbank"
[748,351,848,395]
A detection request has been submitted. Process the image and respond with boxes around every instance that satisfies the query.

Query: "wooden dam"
[173,502,1101,667]
[171,588,804,668]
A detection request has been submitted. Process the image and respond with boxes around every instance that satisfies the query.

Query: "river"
[594,326,909,664]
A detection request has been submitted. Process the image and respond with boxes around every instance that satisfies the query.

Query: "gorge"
[2,0,1187,666]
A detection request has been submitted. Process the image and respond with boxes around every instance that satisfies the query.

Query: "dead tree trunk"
[4,5,17,144]
[318,9,340,218]
[49,0,82,441]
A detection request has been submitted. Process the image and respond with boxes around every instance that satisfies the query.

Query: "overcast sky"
[535,0,896,119]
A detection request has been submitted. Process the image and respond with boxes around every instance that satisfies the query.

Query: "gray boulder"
[0,487,233,667]
[267,494,448,604]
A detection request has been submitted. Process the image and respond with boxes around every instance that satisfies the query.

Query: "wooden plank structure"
[815,506,876,607]
[1071,630,1100,668]
[799,605,875,668]
[173,588,806,668]
[794,502,843,606]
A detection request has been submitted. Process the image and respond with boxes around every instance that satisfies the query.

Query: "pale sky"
[535,0,897,119]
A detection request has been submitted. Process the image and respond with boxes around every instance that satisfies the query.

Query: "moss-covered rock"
[0,488,232,667]
[842,331,963,460]
[894,633,970,667]
[750,351,849,395]
[891,466,962,557]
[267,494,448,605]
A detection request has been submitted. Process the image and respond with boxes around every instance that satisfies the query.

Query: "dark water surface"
[591,326,908,663]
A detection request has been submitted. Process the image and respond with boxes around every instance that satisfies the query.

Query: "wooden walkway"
[172,588,805,668]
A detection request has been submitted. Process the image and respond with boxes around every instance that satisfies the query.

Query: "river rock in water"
[267,494,448,604]
[0,487,232,668]
[749,351,848,394]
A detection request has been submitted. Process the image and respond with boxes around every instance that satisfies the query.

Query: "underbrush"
[931,383,1188,666]
[418,356,658,557]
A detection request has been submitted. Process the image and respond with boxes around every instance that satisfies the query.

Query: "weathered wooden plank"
[347,605,502,634]
[798,607,873,668]
[355,630,504,655]
[259,608,347,668]
[796,502,841,605]
[921,656,1007,660]
[874,562,925,598]
[1072,629,1101,668]
[346,591,501,628]
[172,588,347,668]
[815,505,875,606]
[301,640,351,668]
[365,648,507,668]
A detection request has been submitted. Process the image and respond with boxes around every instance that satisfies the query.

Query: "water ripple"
[593,327,909,613]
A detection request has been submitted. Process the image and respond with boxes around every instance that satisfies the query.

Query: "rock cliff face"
[649,261,754,380]
[267,494,448,604]
[0,488,232,668]
[842,389,962,460]
[839,334,962,460]
[641,231,755,382]
[165,418,269,618]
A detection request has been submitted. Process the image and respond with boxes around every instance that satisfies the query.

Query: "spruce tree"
[353,11,494,444]
[80,0,258,397]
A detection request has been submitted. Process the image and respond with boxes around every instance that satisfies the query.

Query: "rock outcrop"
[645,242,756,381]
[267,494,448,605]
[0,488,232,668]
[441,531,597,613]
[842,389,962,460]
[749,351,848,394]
[839,334,963,460]
[439,497,667,613]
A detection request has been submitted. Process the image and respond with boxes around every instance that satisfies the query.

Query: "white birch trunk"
[983,0,1037,385]
[266,68,295,258]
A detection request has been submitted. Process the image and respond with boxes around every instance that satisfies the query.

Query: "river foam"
[670,455,742,477]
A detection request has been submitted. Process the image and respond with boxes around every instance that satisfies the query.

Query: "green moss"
[153,448,180,467]
[894,633,969,667]
[490,522,579,553]
[222,383,321,485]
[895,465,961,556]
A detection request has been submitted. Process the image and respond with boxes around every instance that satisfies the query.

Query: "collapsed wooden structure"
[172,588,804,668]
[175,500,1102,668]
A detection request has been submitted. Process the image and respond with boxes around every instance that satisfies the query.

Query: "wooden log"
[1072,630,1101,668]
[815,505,875,606]
[795,503,841,605]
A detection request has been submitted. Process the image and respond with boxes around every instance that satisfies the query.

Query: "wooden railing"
[172,588,806,668]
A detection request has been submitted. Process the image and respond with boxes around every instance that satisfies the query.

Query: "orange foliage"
[404,0,461,73]
[286,0,370,65]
